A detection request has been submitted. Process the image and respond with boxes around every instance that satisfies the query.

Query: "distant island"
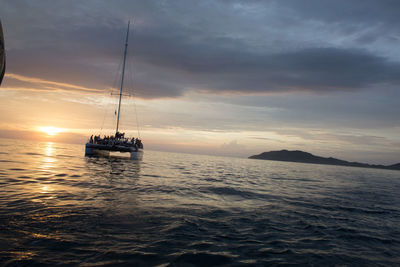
[249,150,400,171]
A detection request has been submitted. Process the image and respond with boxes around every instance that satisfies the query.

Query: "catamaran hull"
[85,143,143,159]
[84,146,110,157]
[130,149,143,160]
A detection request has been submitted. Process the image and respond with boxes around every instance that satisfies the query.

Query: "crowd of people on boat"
[89,132,143,149]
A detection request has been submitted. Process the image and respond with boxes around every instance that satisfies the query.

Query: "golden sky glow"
[5,73,104,93]
[1,1,400,165]
[0,86,399,164]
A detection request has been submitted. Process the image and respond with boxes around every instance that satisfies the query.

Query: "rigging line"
[129,75,141,139]
[112,58,124,132]
[133,96,141,138]
[101,25,126,134]
[127,64,141,139]
[100,52,124,133]
[113,27,128,133]
[115,20,130,135]
[127,18,141,138]
[126,61,141,138]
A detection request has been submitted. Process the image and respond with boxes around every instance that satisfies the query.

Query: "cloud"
[268,128,400,149]
[175,47,400,94]
[3,73,104,93]
[280,0,400,27]
[2,0,400,99]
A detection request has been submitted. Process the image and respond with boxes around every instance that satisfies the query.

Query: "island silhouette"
[249,150,400,171]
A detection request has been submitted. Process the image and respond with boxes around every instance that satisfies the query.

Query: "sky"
[0,0,400,164]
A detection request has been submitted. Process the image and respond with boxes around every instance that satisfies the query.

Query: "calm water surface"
[0,139,399,266]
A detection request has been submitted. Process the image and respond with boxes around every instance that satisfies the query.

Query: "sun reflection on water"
[44,142,54,156]
[40,142,56,171]
[7,251,36,261]
[40,185,52,194]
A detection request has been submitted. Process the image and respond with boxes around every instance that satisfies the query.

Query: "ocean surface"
[0,138,399,266]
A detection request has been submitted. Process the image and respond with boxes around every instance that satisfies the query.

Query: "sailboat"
[0,19,5,86]
[85,21,144,160]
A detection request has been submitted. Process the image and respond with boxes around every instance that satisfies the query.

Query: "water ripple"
[0,139,399,265]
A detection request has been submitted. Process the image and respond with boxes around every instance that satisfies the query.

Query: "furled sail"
[0,19,5,86]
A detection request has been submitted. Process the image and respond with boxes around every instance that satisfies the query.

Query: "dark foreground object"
[249,150,400,171]
[0,19,5,86]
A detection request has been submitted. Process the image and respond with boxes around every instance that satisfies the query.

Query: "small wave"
[259,248,294,255]
[170,252,234,266]
[203,186,273,201]
[206,186,250,197]
[303,223,329,235]
[171,166,185,170]
[337,233,398,245]
[187,241,214,250]
[25,152,43,156]
[56,154,74,158]
[87,251,161,266]
[36,177,50,181]
[0,159,15,163]
[335,205,392,215]
[142,174,161,178]
[270,176,318,182]
[19,180,37,184]
[333,226,359,234]
[5,178,21,183]
[161,219,202,236]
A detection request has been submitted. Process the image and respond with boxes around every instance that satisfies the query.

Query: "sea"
[0,138,399,266]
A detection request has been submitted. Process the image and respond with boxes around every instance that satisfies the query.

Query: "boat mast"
[116,20,130,135]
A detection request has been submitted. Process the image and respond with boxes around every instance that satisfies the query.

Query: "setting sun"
[38,126,64,136]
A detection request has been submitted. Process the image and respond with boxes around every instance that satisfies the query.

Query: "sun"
[39,126,64,136]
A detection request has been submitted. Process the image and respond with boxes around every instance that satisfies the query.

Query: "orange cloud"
[4,73,104,93]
